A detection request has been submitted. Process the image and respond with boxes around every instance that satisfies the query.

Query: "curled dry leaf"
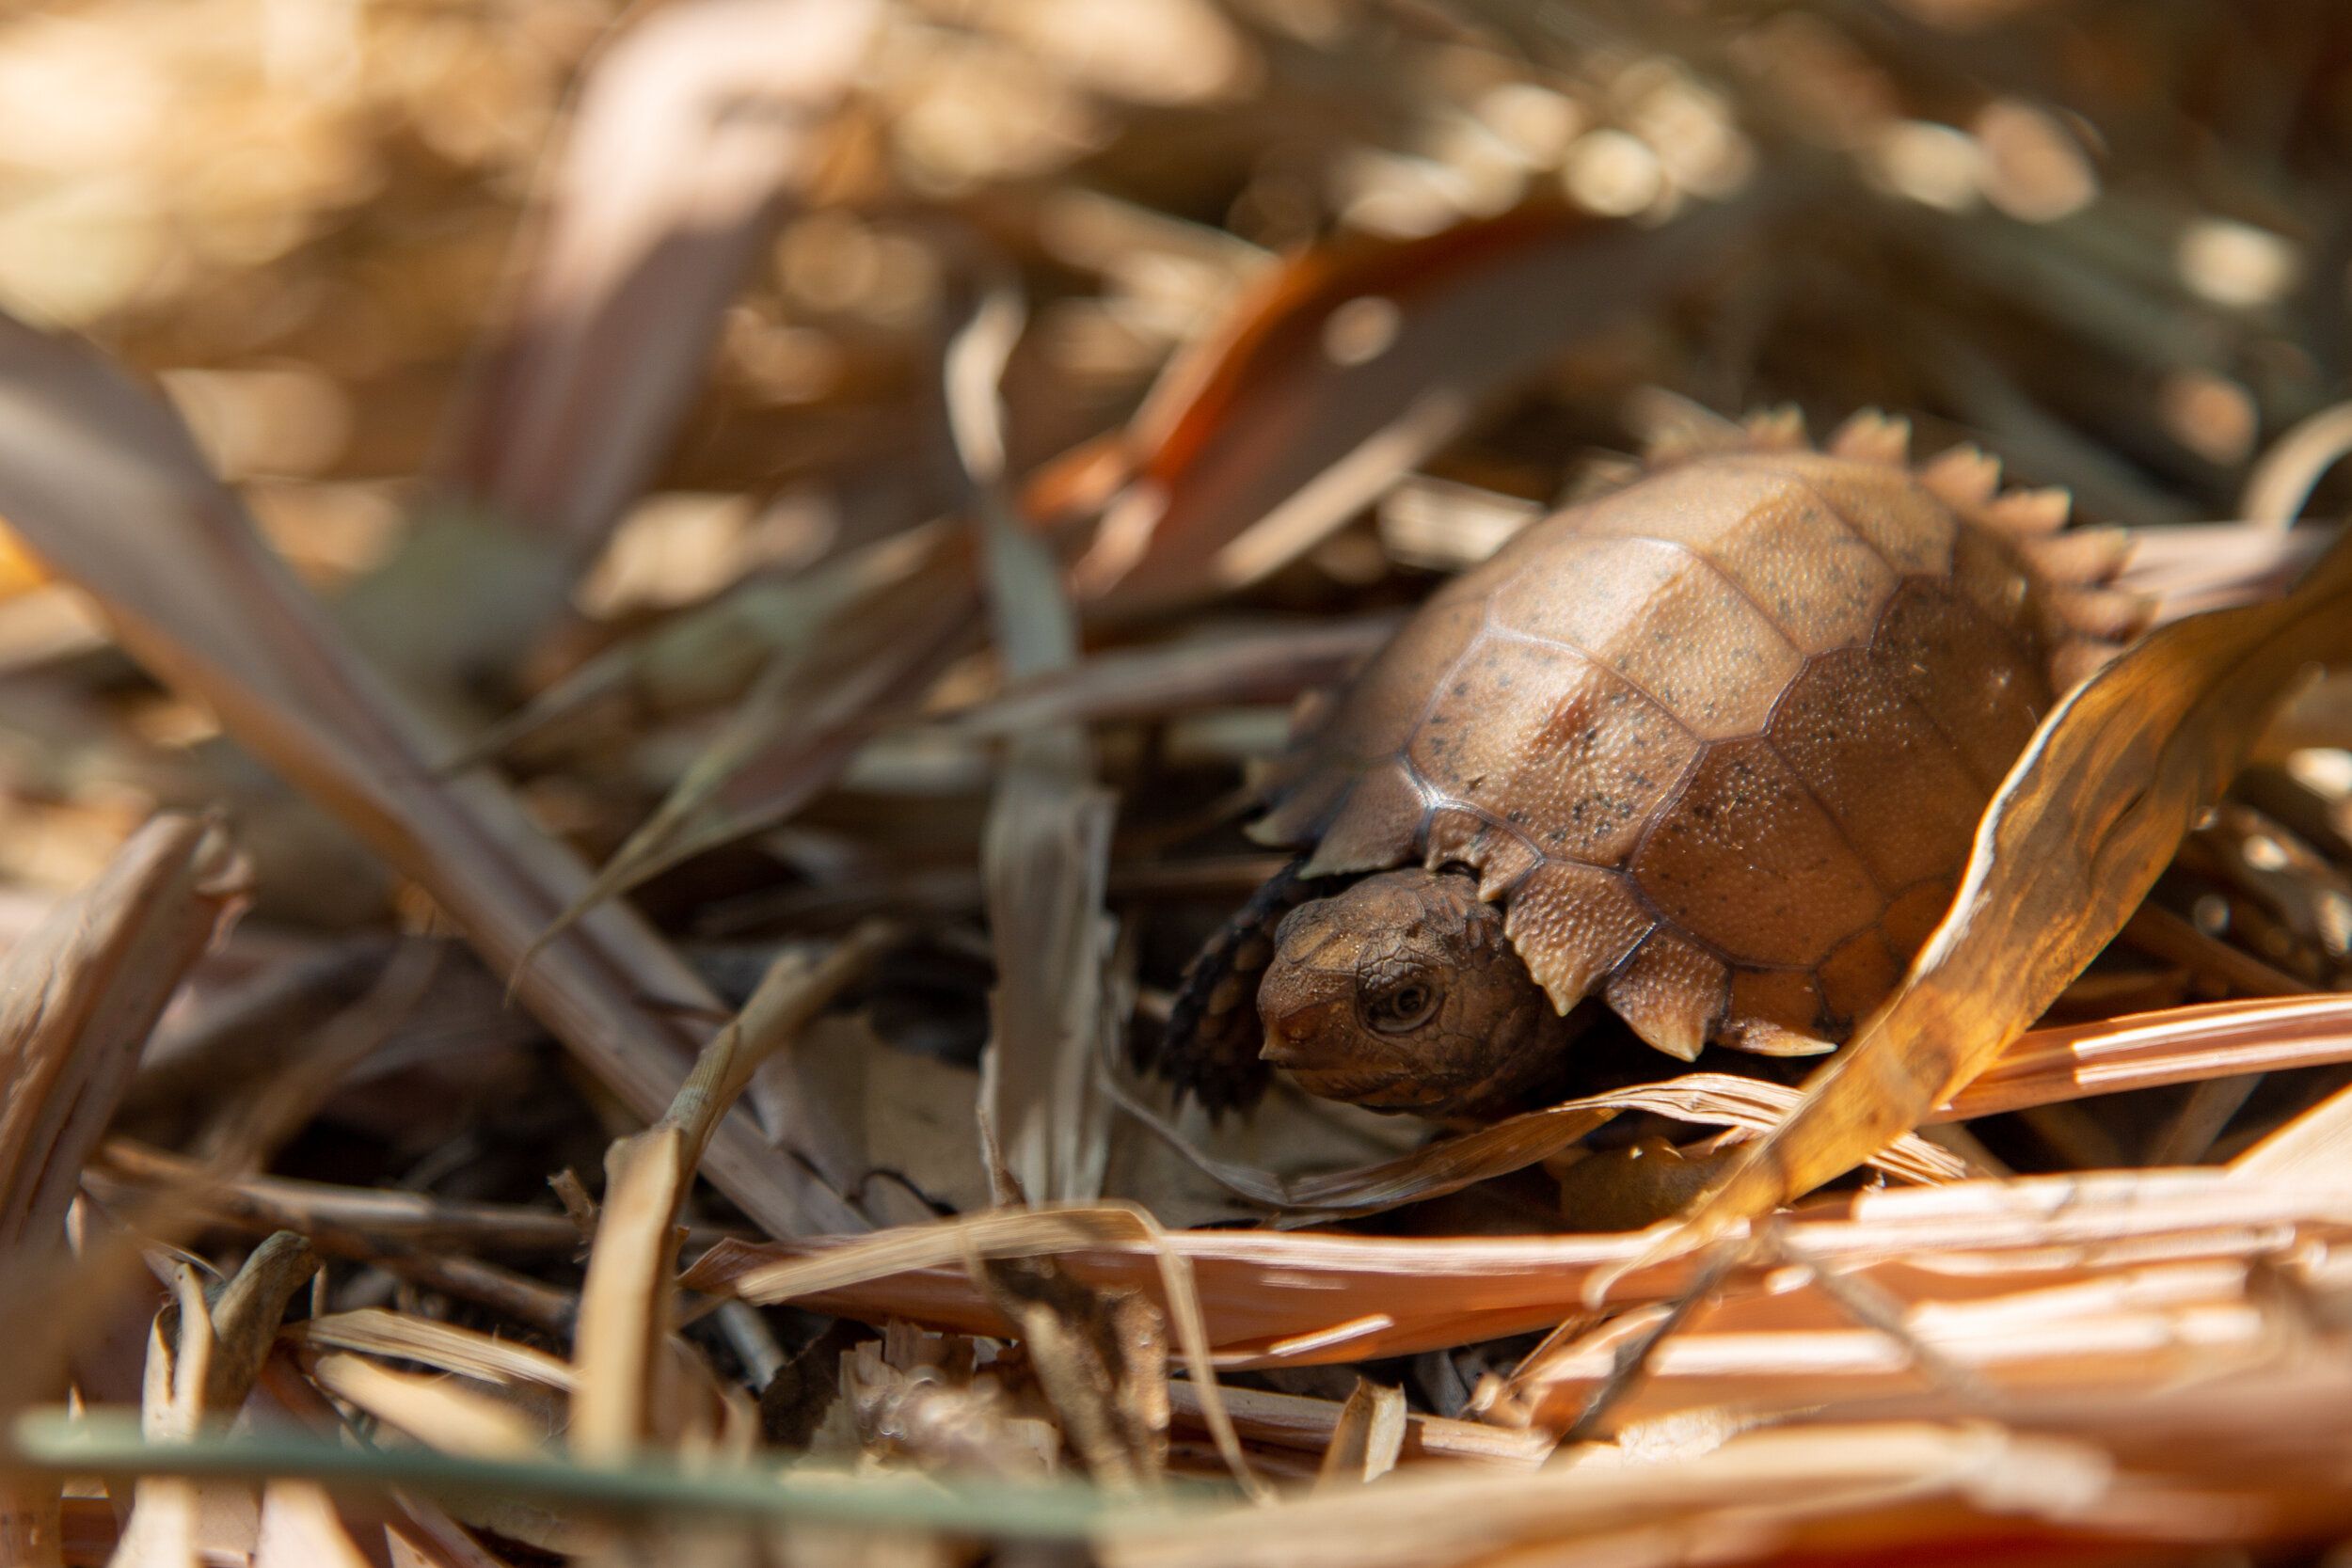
[115,1235,322,1568]
[2239,401,2352,527]
[822,1328,1061,1478]
[1639,522,2352,1273]
[188,1232,321,1418]
[0,313,857,1241]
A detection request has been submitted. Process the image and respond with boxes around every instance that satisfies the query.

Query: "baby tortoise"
[1151,411,2147,1119]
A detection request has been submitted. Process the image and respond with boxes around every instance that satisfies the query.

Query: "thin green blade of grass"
[9,1410,1213,1540]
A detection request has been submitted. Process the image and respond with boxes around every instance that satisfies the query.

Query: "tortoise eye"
[1364,978,1439,1034]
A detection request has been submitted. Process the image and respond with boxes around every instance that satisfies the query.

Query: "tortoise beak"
[1258,997,1351,1070]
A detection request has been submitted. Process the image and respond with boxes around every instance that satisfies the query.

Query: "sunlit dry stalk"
[684,1171,2352,1369]
[252,1481,376,1568]
[0,815,246,1567]
[114,1236,319,1566]
[2239,400,2352,527]
[949,269,1123,1208]
[1311,1379,1406,1488]
[572,922,891,1459]
[1162,1381,1551,1469]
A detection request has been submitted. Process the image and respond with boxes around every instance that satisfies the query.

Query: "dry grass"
[1,1,2351,1564]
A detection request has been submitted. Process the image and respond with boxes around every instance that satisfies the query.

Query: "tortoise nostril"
[1259,1000,1343,1066]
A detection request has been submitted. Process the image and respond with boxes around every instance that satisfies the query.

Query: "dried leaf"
[1071,197,1770,609]
[572,926,888,1457]
[934,616,1396,738]
[681,1203,1264,1497]
[116,1238,320,1568]
[544,527,980,927]
[681,1172,2352,1370]
[1947,993,2352,1120]
[293,1310,575,1395]
[2239,402,2352,526]
[1104,1069,1963,1224]
[1162,1382,1551,1470]
[1096,1423,2115,1568]
[459,525,953,766]
[979,1258,1168,1491]
[951,279,1122,1206]
[0,313,855,1240]
[195,1232,320,1418]
[1642,524,2352,1270]
[0,816,245,1261]
[354,0,882,681]
[253,1482,375,1568]
[2230,1074,2352,1180]
[89,1143,641,1260]
[0,812,246,1564]
[303,1353,548,1460]
[822,1333,1062,1477]
[1312,1379,1405,1489]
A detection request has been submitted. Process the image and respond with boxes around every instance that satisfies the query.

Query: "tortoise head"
[1257,868,1576,1117]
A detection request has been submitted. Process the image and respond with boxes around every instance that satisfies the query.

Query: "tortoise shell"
[1242,411,2140,1067]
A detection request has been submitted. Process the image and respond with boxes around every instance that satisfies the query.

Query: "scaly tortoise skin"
[1153,410,2146,1119]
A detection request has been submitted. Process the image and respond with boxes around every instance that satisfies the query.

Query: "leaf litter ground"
[4,3,2352,1564]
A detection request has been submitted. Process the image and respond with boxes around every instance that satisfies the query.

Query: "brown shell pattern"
[1249,412,2140,1063]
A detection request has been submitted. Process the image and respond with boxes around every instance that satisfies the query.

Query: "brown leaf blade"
[1104,1070,1962,1224]
[1644,524,2352,1268]
[0,312,857,1240]
[572,927,888,1457]
[0,815,245,1261]
[344,0,880,688]
[683,1172,2352,1370]
[439,0,879,549]
[0,814,244,1568]
[1072,196,1769,609]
